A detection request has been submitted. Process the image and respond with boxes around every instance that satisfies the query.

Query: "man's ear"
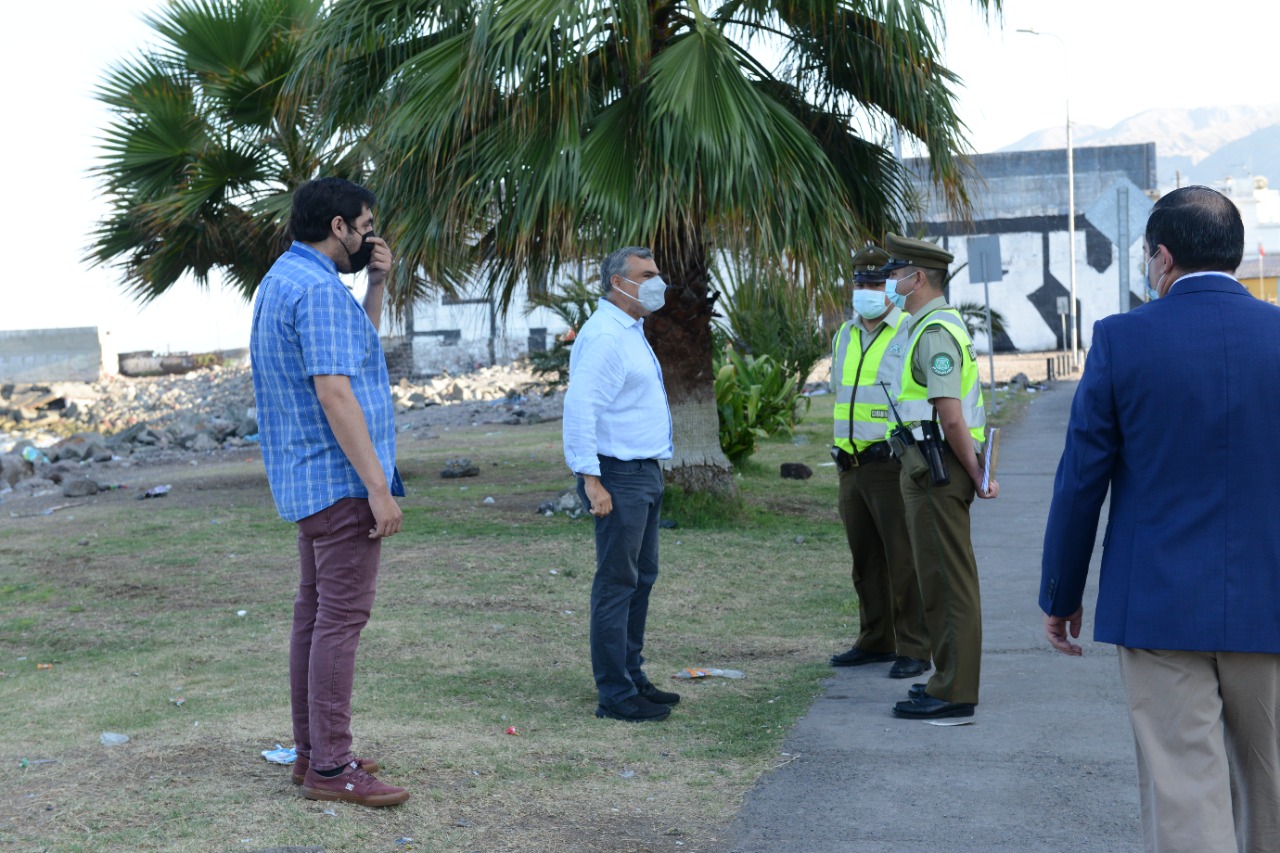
[330,215,347,239]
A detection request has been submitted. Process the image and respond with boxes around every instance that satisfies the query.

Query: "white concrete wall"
[946,231,1146,353]
[0,327,102,382]
[406,283,574,375]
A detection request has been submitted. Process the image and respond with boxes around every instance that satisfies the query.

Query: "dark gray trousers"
[578,456,663,705]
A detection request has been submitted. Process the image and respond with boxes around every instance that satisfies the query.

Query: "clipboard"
[981,427,1000,493]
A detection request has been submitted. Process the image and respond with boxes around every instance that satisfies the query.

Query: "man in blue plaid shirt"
[250,178,409,807]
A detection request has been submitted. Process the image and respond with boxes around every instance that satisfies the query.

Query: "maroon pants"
[291,497,381,771]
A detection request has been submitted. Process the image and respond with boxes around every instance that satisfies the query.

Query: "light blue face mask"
[1145,253,1163,301]
[886,270,917,311]
[853,287,889,319]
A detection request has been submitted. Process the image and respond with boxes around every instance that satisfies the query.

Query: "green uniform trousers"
[837,456,930,662]
[899,443,982,705]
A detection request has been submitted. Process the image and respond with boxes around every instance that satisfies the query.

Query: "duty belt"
[834,441,893,470]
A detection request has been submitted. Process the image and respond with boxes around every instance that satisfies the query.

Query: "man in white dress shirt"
[563,246,678,722]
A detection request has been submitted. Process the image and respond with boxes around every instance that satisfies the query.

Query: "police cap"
[881,233,953,271]
[851,245,890,283]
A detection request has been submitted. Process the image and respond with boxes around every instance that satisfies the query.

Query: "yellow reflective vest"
[831,309,912,453]
[897,307,986,451]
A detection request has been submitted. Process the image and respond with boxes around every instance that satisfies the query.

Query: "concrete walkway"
[727,382,1143,852]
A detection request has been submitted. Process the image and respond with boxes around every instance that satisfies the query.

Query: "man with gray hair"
[563,246,677,722]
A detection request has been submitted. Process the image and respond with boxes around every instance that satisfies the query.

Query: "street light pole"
[1018,28,1078,368]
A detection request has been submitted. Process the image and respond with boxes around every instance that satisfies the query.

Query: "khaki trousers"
[837,456,929,661]
[1118,647,1280,853]
[899,444,981,704]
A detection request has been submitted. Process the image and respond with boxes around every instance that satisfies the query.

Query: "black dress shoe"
[637,682,681,705]
[830,647,896,667]
[892,694,975,719]
[888,656,931,679]
[595,695,671,722]
[908,683,928,699]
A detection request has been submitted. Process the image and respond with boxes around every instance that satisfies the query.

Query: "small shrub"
[715,261,838,388]
[714,347,811,467]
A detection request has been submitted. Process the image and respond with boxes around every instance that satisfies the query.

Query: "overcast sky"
[4,0,1277,354]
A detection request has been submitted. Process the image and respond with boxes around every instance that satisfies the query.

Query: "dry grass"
[2,389,1034,852]
[1,399,875,853]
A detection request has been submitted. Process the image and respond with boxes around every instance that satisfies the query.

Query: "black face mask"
[346,228,376,273]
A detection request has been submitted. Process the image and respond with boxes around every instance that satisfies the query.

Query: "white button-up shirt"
[562,298,674,476]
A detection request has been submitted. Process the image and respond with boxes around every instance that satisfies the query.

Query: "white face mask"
[853,287,889,319]
[619,275,668,312]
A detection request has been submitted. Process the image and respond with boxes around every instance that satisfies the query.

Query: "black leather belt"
[834,441,893,470]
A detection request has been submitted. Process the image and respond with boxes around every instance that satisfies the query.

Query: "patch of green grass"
[0,581,57,605]
[661,483,746,527]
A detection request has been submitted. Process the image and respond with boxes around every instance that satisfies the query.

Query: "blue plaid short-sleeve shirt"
[250,242,403,522]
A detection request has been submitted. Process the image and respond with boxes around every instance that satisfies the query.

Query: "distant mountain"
[1188,125,1280,187]
[999,104,1280,185]
[1000,124,1104,152]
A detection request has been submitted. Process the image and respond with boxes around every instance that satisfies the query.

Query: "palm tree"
[300,0,998,493]
[88,0,362,303]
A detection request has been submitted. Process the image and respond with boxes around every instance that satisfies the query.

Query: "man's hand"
[934,397,993,497]
[368,490,402,539]
[1044,607,1084,656]
[315,374,400,534]
[365,237,393,288]
[582,475,613,517]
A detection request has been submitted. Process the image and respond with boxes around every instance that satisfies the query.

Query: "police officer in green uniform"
[880,233,999,720]
[828,245,931,680]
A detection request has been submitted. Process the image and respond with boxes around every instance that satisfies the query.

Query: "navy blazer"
[1040,273,1280,652]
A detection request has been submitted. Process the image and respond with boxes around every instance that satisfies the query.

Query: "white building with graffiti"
[905,144,1158,353]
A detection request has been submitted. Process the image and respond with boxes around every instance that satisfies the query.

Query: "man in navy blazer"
[1040,186,1280,853]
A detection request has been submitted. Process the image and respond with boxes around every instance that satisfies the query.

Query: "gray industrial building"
[907,143,1158,352]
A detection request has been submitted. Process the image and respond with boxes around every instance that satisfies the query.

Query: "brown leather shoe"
[301,762,409,807]
[292,754,382,785]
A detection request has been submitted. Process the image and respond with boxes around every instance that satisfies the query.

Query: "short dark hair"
[600,247,653,294]
[1144,185,1244,273]
[289,178,377,243]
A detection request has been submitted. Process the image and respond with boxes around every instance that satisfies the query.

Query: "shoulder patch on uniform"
[930,353,955,376]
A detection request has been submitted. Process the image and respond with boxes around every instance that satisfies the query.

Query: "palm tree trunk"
[646,228,736,496]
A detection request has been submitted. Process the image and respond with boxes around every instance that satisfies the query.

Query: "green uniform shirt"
[907,297,965,402]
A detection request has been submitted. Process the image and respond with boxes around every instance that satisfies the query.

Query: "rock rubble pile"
[1,361,563,502]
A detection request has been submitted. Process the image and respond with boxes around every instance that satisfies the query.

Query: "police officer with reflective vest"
[828,245,931,681]
[880,233,999,720]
